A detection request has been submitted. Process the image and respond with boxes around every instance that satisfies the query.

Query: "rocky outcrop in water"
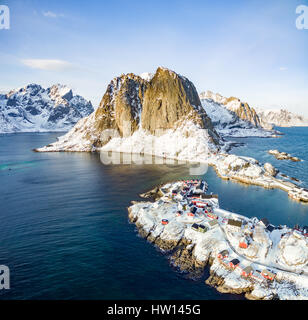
[268,150,302,162]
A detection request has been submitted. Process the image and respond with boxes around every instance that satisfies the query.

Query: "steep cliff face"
[91,74,147,142]
[37,67,220,152]
[225,97,261,128]
[142,68,215,135]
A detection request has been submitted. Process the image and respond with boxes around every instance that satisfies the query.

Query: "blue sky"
[1,0,308,116]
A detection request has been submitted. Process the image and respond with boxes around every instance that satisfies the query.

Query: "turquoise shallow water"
[0,129,307,300]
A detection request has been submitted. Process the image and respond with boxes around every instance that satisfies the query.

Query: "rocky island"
[129,179,308,300]
[268,150,302,162]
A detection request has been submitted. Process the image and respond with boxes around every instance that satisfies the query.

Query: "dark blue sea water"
[230,127,308,190]
[0,129,307,300]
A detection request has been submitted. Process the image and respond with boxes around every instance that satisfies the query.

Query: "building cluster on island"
[128,179,308,300]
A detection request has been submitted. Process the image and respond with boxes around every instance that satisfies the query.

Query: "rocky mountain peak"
[37,67,220,151]
[48,84,74,106]
[92,67,219,141]
[94,73,147,137]
[141,67,216,137]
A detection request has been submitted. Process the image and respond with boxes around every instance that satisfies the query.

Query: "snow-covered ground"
[129,180,308,300]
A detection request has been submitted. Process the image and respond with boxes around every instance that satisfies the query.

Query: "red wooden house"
[261,269,276,281]
[176,211,182,217]
[239,237,249,249]
[229,259,240,269]
[218,250,229,260]
[241,266,253,278]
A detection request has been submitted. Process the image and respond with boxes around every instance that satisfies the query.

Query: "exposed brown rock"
[141,67,217,142]
[90,74,147,147]
[170,244,207,278]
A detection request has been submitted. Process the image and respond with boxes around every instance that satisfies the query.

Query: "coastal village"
[128,179,308,300]
[32,66,308,300]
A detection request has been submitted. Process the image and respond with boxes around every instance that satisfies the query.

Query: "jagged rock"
[94,73,147,139]
[206,272,225,288]
[140,185,164,201]
[170,244,207,278]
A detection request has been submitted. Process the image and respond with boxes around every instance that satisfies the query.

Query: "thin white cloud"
[279,67,287,71]
[21,59,72,71]
[42,11,65,18]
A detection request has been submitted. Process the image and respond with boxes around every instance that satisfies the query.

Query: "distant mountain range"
[255,108,308,127]
[0,84,94,133]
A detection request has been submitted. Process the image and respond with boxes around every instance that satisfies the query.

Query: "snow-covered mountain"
[36,67,221,155]
[199,90,275,137]
[0,84,94,133]
[200,90,308,129]
[256,108,308,127]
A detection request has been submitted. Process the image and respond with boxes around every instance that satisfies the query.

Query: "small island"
[268,150,302,162]
[128,180,308,300]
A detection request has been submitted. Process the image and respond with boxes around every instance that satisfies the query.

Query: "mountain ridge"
[0,83,94,133]
[256,107,308,127]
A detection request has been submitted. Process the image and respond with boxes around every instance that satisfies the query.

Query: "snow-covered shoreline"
[35,124,308,203]
[128,180,308,300]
